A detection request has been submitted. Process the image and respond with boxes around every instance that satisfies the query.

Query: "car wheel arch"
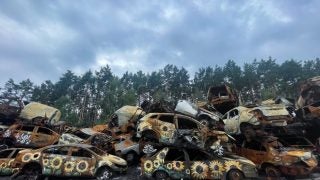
[226,168,245,180]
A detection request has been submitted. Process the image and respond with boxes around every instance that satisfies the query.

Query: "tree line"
[1,57,319,126]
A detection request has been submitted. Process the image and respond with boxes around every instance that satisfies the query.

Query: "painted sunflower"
[144,160,154,173]
[224,161,242,171]
[153,159,160,168]
[8,159,14,166]
[76,160,89,173]
[159,124,171,138]
[191,162,209,179]
[0,162,7,168]
[51,156,63,169]
[64,161,75,173]
[166,163,173,170]
[32,152,41,160]
[42,159,49,166]
[172,161,184,171]
[22,153,32,163]
[209,161,224,177]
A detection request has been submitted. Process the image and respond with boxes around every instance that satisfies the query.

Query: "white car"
[222,105,291,135]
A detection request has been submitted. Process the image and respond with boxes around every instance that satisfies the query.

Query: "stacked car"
[0,77,320,179]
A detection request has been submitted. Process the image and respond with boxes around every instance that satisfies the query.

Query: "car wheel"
[199,119,209,127]
[22,165,41,180]
[154,170,169,180]
[226,169,244,180]
[265,165,281,177]
[96,166,113,180]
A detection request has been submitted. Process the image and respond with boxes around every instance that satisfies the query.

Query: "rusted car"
[222,105,292,135]
[207,85,239,114]
[297,76,320,108]
[112,133,140,165]
[12,144,127,179]
[0,148,26,176]
[93,105,145,136]
[141,147,257,180]
[235,136,318,177]
[136,113,231,151]
[59,128,112,151]
[175,100,223,128]
[19,102,61,125]
[1,124,60,148]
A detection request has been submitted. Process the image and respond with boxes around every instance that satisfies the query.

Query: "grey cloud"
[0,0,319,86]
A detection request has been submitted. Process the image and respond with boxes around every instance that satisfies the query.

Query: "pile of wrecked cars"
[0,78,320,179]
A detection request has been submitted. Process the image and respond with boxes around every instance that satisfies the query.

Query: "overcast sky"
[0,0,319,86]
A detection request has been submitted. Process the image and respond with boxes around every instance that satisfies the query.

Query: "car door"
[176,116,204,147]
[163,148,190,179]
[69,147,97,176]
[41,146,69,176]
[33,127,57,147]
[223,109,240,134]
[0,149,14,175]
[15,126,35,147]
[185,149,211,179]
[241,140,267,165]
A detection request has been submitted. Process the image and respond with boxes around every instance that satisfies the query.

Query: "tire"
[199,119,209,127]
[265,165,281,177]
[20,164,42,180]
[125,152,137,165]
[95,166,113,180]
[226,169,244,180]
[154,170,169,180]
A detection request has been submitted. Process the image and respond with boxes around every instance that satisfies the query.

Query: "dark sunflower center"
[196,166,203,173]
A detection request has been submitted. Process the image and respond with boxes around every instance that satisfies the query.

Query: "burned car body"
[297,76,320,108]
[223,105,292,135]
[175,100,222,128]
[59,128,112,151]
[113,133,140,164]
[0,148,25,175]
[12,144,127,179]
[19,102,61,125]
[235,136,318,177]
[136,113,230,151]
[93,105,145,136]
[207,85,239,114]
[141,147,257,180]
[1,124,60,148]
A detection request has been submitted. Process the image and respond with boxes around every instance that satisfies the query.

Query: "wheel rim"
[200,120,208,126]
[156,171,168,180]
[126,153,135,162]
[229,171,242,180]
[266,167,280,177]
[98,169,112,180]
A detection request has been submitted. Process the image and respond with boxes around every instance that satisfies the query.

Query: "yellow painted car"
[141,147,257,180]
[12,144,127,179]
[235,136,318,177]
[0,148,26,176]
[136,113,230,150]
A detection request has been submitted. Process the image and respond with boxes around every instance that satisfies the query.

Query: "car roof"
[41,143,93,150]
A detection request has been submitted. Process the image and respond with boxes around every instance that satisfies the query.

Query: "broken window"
[165,148,185,161]
[37,127,53,135]
[244,140,266,151]
[229,109,239,118]
[177,118,198,129]
[43,147,68,155]
[186,149,211,161]
[20,126,34,132]
[0,150,13,158]
[71,148,93,158]
[159,115,174,124]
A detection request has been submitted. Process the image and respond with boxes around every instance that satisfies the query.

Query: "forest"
[1,57,319,126]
